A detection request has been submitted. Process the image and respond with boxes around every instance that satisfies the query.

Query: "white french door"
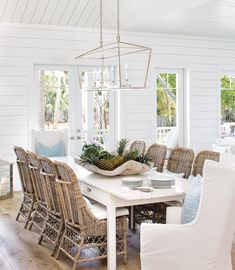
[80,69,117,151]
[67,67,83,156]
[33,65,83,156]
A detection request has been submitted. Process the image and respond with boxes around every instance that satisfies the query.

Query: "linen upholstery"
[141,160,235,270]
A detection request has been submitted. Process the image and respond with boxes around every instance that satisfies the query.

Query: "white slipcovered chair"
[212,143,231,154]
[30,129,68,156]
[141,160,235,270]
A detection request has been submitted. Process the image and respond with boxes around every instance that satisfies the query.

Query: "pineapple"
[100,150,113,160]
[96,159,115,171]
[110,156,124,168]
[109,138,129,168]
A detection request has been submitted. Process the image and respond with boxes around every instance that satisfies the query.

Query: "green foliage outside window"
[157,73,176,126]
[221,75,235,122]
[41,70,68,129]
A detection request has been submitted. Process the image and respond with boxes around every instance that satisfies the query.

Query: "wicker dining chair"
[38,156,64,256]
[166,147,195,179]
[14,146,35,229]
[131,144,167,229]
[54,161,127,270]
[129,140,146,154]
[147,143,167,172]
[192,150,220,176]
[26,151,48,232]
[134,147,195,227]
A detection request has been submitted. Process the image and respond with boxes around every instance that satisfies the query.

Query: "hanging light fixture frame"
[75,0,152,91]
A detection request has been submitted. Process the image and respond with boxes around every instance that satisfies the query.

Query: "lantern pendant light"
[75,0,152,91]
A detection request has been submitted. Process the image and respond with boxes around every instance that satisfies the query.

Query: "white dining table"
[54,157,187,270]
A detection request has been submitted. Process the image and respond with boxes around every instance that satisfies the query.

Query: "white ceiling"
[0,0,234,38]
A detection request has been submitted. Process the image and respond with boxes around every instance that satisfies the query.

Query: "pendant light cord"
[117,0,120,42]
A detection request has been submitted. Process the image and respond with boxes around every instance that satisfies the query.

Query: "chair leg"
[123,231,127,265]
[24,202,34,229]
[56,228,66,259]
[51,222,64,257]
[55,248,61,260]
[28,221,33,231]
[38,234,43,245]
[72,262,78,270]
[24,219,30,229]
[16,212,20,221]
[72,239,83,270]
[16,199,25,221]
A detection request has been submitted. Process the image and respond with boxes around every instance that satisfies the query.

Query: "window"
[39,70,69,130]
[156,70,184,145]
[220,74,235,137]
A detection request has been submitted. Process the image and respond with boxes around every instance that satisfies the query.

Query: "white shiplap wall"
[0,22,234,165]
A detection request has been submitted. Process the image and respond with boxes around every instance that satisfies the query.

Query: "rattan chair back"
[147,144,167,172]
[130,140,146,154]
[39,157,61,217]
[167,147,194,179]
[192,150,220,176]
[54,161,97,228]
[14,146,34,195]
[27,151,46,204]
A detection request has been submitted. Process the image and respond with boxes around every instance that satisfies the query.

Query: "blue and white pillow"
[36,140,64,157]
[181,174,202,224]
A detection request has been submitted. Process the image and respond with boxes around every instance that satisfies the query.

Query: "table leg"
[107,195,117,270]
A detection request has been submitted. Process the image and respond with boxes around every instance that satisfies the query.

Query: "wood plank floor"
[0,192,235,270]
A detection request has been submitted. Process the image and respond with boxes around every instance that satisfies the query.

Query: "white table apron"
[53,157,186,270]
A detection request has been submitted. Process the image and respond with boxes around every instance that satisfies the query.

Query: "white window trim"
[155,68,186,147]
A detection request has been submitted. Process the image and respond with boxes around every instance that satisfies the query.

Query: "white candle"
[111,65,115,82]
[0,176,7,196]
[124,63,128,81]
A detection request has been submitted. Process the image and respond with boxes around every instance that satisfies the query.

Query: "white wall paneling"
[0,23,235,185]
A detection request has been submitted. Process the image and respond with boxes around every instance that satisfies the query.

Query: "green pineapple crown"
[123,149,139,162]
[116,138,129,156]
[135,153,151,167]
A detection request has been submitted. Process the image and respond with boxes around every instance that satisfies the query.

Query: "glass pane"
[0,165,10,196]
[93,91,109,147]
[221,74,235,137]
[40,70,69,130]
[156,73,177,143]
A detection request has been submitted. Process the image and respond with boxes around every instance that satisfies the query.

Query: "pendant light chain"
[100,0,103,47]
[117,0,120,42]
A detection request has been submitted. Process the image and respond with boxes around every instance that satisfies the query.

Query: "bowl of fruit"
[75,139,151,176]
